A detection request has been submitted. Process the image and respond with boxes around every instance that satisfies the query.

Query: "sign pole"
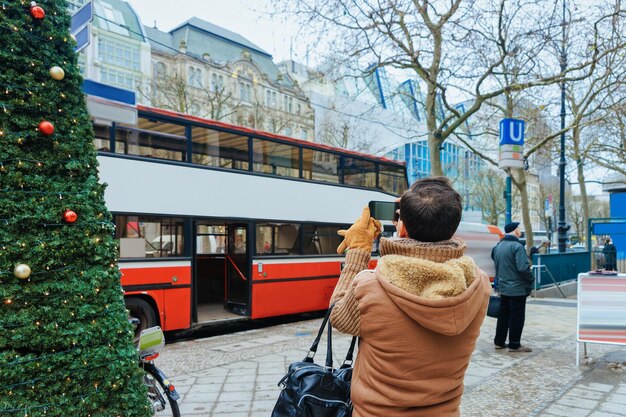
[506,175,512,224]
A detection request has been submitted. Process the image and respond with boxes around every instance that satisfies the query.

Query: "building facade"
[71,0,315,139]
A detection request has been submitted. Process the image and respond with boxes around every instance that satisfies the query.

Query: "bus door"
[193,222,239,323]
[226,224,250,315]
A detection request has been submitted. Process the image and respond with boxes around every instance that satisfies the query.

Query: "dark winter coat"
[603,243,617,270]
[491,235,534,296]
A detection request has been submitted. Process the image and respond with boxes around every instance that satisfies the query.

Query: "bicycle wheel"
[143,368,181,417]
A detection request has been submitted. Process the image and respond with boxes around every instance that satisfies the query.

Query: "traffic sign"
[499,118,525,146]
[71,1,93,53]
[73,25,90,53]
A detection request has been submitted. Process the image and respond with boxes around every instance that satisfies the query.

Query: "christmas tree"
[0,1,151,415]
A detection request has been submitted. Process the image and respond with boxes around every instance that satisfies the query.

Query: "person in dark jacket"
[603,238,617,271]
[491,221,534,352]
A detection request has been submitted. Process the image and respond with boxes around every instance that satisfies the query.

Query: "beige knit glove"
[337,207,382,254]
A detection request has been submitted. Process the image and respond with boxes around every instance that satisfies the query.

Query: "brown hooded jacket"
[330,237,491,417]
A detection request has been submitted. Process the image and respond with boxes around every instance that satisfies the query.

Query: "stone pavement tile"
[184,390,219,403]
[566,387,605,400]
[599,401,626,414]
[178,401,213,415]
[615,384,626,395]
[605,393,626,405]
[255,380,279,391]
[222,360,258,369]
[542,404,591,417]
[195,375,228,385]
[255,389,278,401]
[226,374,256,384]
[211,341,263,351]
[463,375,483,388]
[213,413,249,417]
[219,391,254,401]
[212,399,251,414]
[589,412,625,417]
[192,383,223,393]
[582,382,614,393]
[556,395,599,410]
[250,399,278,412]
[223,382,255,391]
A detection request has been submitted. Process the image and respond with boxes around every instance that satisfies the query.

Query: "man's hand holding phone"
[336,207,382,254]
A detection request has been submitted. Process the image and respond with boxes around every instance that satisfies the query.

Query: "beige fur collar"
[377,238,476,299]
[379,237,466,262]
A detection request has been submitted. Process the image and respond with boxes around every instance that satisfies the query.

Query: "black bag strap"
[304,304,358,369]
[304,305,333,362]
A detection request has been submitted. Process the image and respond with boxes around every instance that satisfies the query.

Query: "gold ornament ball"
[14,264,31,279]
[49,66,65,81]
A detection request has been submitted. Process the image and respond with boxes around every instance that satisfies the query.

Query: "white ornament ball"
[14,264,32,279]
[49,66,65,81]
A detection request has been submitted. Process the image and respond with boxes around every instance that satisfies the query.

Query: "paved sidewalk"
[157,299,626,416]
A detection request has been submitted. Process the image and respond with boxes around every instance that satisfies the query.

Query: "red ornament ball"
[38,120,54,136]
[30,2,45,20]
[63,210,78,224]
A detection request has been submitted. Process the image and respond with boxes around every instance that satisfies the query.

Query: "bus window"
[252,139,299,178]
[116,118,186,161]
[196,225,226,254]
[255,223,300,255]
[302,149,340,184]
[115,215,185,258]
[302,224,345,255]
[379,163,407,195]
[343,157,376,188]
[93,124,111,152]
[191,127,249,171]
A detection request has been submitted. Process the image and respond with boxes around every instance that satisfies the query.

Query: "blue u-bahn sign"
[499,118,525,146]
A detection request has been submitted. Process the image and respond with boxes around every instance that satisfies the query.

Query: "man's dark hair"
[399,176,462,242]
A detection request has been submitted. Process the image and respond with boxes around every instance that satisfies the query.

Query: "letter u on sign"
[499,119,525,146]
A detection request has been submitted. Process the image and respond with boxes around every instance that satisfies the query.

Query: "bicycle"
[136,322,181,416]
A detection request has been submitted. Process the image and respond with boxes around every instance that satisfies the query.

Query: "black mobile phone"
[368,201,399,221]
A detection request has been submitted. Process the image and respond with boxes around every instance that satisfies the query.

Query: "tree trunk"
[512,169,534,254]
[573,126,590,243]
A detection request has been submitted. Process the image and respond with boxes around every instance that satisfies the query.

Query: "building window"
[288,97,293,113]
[240,82,252,103]
[100,67,136,89]
[97,36,140,71]
[283,95,288,112]
[265,89,272,107]
[284,127,292,137]
[154,62,166,78]
[300,129,307,140]
[188,66,202,88]
[271,91,277,108]
[94,2,129,36]
[210,73,224,92]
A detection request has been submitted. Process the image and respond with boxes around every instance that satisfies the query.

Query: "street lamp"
[557,0,571,253]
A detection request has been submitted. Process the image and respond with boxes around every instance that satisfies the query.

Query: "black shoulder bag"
[271,305,357,417]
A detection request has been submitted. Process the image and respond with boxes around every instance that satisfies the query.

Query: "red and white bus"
[91,102,501,336]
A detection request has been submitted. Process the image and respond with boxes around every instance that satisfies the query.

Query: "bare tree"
[138,69,240,121]
[470,168,507,225]
[278,0,625,176]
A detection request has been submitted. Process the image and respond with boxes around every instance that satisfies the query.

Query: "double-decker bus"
[91,101,410,335]
[89,95,501,336]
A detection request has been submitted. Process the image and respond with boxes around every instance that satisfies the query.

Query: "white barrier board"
[577,272,626,364]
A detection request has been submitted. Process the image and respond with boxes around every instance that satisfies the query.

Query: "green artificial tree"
[0,1,151,416]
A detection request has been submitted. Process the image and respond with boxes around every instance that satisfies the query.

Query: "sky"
[124,0,307,63]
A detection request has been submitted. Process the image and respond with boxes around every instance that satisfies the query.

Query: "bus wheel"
[125,297,158,342]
